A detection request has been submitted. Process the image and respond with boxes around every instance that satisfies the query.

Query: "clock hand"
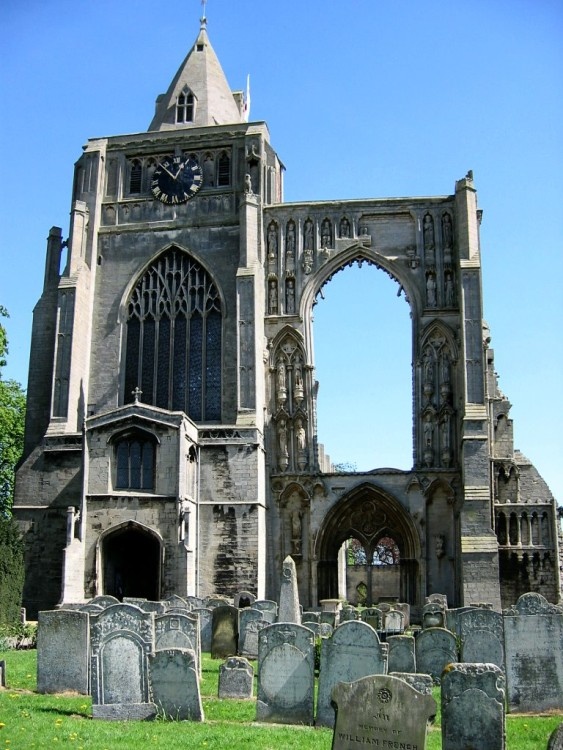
[159,163,177,179]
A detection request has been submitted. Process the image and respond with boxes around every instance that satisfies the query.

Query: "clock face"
[151,155,203,204]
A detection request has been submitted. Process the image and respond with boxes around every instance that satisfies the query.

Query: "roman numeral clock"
[151,155,203,204]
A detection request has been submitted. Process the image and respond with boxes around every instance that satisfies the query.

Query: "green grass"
[0,650,561,749]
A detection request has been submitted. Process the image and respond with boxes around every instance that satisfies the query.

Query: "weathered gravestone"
[302,611,321,625]
[0,659,6,687]
[459,608,504,670]
[441,663,506,750]
[548,723,563,750]
[211,604,239,658]
[192,607,212,652]
[253,599,278,623]
[387,634,416,673]
[422,601,446,629]
[148,648,203,720]
[234,590,256,609]
[218,656,254,699]
[331,674,436,750]
[256,622,315,724]
[316,620,388,728]
[278,555,301,624]
[162,594,189,611]
[360,607,382,631]
[383,609,404,634]
[90,604,156,720]
[415,627,458,684]
[238,608,270,658]
[503,592,563,712]
[390,672,433,697]
[187,595,204,609]
[339,606,357,622]
[445,606,479,636]
[37,610,90,694]
[88,595,120,609]
[155,612,200,674]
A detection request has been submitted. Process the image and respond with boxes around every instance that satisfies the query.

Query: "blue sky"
[1,0,562,502]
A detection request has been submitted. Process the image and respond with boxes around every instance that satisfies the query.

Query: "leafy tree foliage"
[0,515,25,625]
[0,307,26,517]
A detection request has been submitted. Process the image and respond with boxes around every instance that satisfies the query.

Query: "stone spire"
[148,17,244,131]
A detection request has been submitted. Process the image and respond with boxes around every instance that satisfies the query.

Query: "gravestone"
[503,592,563,712]
[426,593,448,608]
[383,609,404,634]
[79,602,104,614]
[211,604,238,658]
[390,672,433,697]
[37,609,90,694]
[155,612,200,674]
[422,601,446,629]
[459,608,504,669]
[192,607,212,652]
[256,622,315,725]
[316,620,388,727]
[387,634,416,673]
[441,663,506,750]
[90,603,156,720]
[0,659,6,687]
[205,596,231,609]
[394,602,410,629]
[331,674,436,750]
[162,594,189,611]
[234,590,256,609]
[360,607,382,631]
[446,606,478,636]
[218,656,254,699]
[148,648,203,721]
[415,627,458,684]
[187,596,204,609]
[278,555,301,624]
[238,608,270,658]
[253,599,278,622]
[302,611,321,625]
[88,595,120,609]
[548,723,563,750]
[339,606,357,622]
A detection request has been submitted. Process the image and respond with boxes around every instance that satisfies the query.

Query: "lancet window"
[114,431,156,491]
[124,247,222,421]
[176,88,195,123]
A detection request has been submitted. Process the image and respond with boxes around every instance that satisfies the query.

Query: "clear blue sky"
[1,0,562,502]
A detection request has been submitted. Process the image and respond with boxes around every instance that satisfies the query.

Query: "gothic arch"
[314,482,421,605]
[97,520,163,601]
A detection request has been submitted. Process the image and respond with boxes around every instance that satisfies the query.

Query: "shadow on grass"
[35,704,91,719]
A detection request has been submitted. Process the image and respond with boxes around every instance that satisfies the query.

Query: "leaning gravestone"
[331,674,436,750]
[211,604,238,658]
[415,627,458,684]
[256,622,315,725]
[316,620,388,727]
[459,607,504,670]
[218,656,254,699]
[387,634,416,673]
[90,603,156,720]
[278,555,301,624]
[441,663,506,750]
[37,609,90,694]
[503,592,563,712]
[148,648,203,721]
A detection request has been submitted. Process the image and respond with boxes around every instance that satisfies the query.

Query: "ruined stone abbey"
[14,19,560,619]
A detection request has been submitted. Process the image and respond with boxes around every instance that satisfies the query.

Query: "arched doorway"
[316,483,421,606]
[100,521,162,601]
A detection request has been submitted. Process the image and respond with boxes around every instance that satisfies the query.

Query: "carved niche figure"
[267,223,278,263]
[285,278,295,314]
[321,219,332,249]
[203,153,215,187]
[423,413,435,467]
[445,271,456,307]
[295,417,307,471]
[423,348,435,402]
[442,212,453,249]
[244,173,253,194]
[293,356,304,404]
[435,534,446,559]
[423,213,435,250]
[439,352,451,403]
[291,508,303,554]
[278,419,289,471]
[339,217,350,238]
[440,413,451,467]
[303,219,314,274]
[426,272,437,307]
[268,279,278,314]
[286,220,296,255]
[276,359,287,404]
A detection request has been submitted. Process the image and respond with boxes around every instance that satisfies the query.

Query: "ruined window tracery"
[124,247,222,421]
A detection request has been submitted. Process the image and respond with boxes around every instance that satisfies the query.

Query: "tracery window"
[129,160,142,194]
[217,151,231,186]
[124,247,222,421]
[115,432,156,490]
[176,89,195,124]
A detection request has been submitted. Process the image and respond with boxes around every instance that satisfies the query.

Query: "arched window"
[129,160,142,194]
[124,248,222,421]
[217,151,230,186]
[177,89,195,123]
[114,432,156,490]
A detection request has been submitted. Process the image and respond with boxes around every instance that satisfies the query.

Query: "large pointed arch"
[120,244,224,421]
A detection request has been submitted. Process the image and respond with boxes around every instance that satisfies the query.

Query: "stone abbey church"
[14,19,560,619]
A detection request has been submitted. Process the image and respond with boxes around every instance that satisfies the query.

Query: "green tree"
[0,307,26,517]
[0,515,25,625]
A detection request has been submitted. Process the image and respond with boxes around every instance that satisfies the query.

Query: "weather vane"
[201,0,207,21]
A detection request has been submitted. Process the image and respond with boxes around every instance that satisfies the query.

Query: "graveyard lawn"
[0,650,561,749]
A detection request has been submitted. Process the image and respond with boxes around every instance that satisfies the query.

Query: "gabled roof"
[148,18,244,131]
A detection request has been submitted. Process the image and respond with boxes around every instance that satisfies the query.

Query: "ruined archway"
[100,521,162,601]
[315,483,421,606]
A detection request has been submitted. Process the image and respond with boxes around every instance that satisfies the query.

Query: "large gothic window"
[124,248,222,421]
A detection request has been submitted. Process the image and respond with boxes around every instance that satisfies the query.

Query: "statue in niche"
[340,217,351,238]
[276,359,287,404]
[203,154,215,187]
[295,417,308,471]
[286,221,296,255]
[244,173,253,194]
[267,223,278,262]
[321,219,332,249]
[304,219,314,251]
[278,419,289,471]
[440,352,451,385]
[293,357,304,404]
[445,271,456,307]
[423,413,434,467]
[423,348,434,402]
[441,414,451,451]
[291,508,303,554]
[435,534,446,559]
[423,214,435,250]
[442,213,453,249]
[426,272,437,307]
[286,278,295,314]
[268,279,278,314]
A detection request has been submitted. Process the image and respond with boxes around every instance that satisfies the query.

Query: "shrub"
[0,516,25,625]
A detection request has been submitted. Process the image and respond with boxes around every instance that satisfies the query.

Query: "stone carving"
[445,270,456,306]
[285,278,295,314]
[423,213,435,258]
[203,153,215,186]
[426,271,437,307]
[423,412,435,467]
[244,172,253,194]
[276,359,287,405]
[278,555,301,624]
[267,222,278,263]
[321,218,332,249]
[339,217,350,238]
[277,418,289,471]
[268,278,278,314]
[442,212,453,249]
[291,509,303,555]
[285,220,296,265]
[295,417,307,470]
[293,356,304,404]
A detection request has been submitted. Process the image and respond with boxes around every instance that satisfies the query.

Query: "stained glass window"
[124,248,222,421]
[115,436,155,490]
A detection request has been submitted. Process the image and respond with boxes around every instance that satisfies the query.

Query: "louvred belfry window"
[176,89,195,123]
[124,248,222,421]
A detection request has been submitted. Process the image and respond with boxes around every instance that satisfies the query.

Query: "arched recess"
[424,478,459,606]
[315,483,421,606]
[98,520,163,601]
[119,244,225,421]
